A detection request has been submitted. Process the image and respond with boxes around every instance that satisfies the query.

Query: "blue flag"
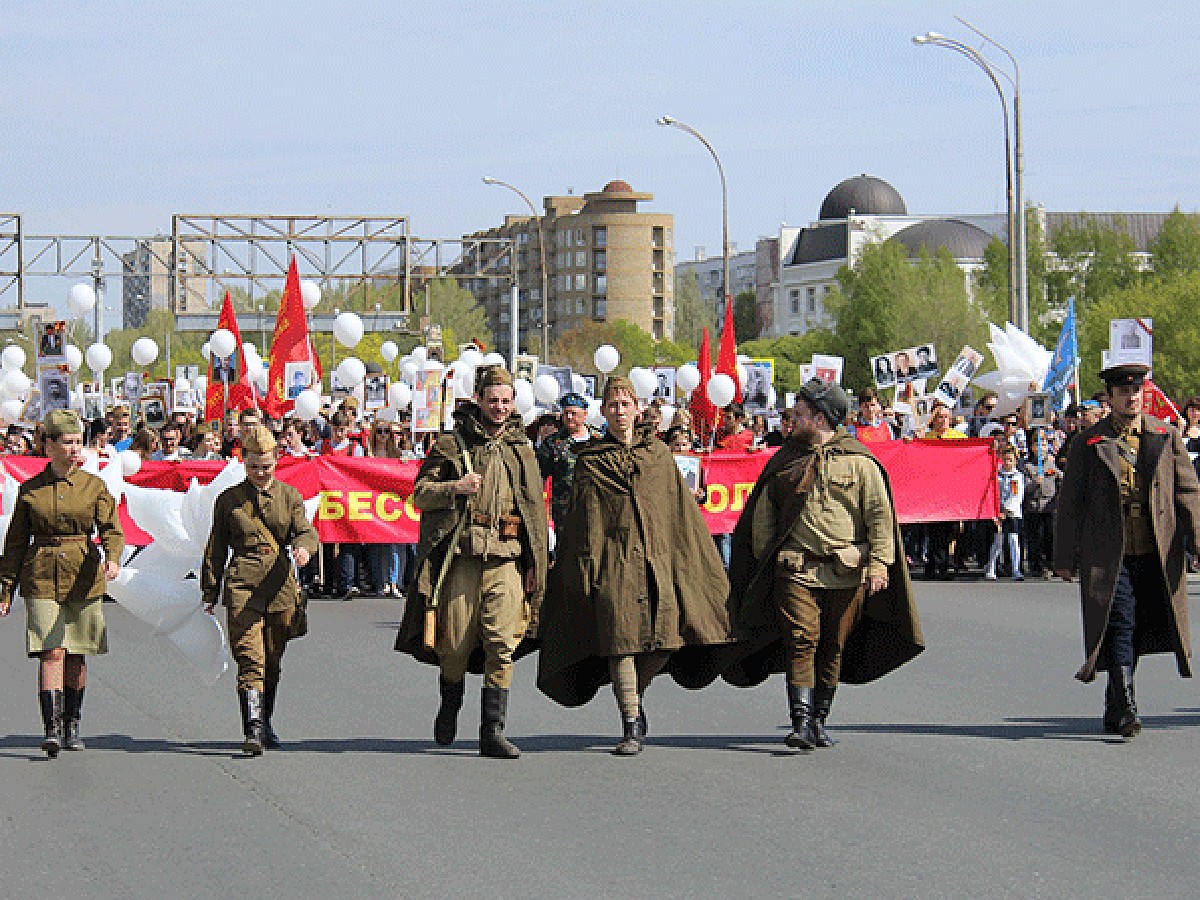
[1042,297,1078,404]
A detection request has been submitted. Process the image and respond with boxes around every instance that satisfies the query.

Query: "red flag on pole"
[1143,379,1181,424]
[715,296,742,403]
[204,291,257,424]
[263,257,323,419]
[690,327,717,445]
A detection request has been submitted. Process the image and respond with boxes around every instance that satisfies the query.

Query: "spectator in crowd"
[716,403,755,453]
[152,422,192,461]
[365,419,406,598]
[1022,448,1061,580]
[985,447,1026,581]
[320,410,364,600]
[1180,397,1200,453]
[967,391,1000,437]
[920,403,966,579]
[848,388,896,443]
[193,427,225,460]
[666,425,707,504]
[128,427,160,462]
[109,406,133,451]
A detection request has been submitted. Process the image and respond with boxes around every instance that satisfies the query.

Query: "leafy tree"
[1076,272,1200,400]
[672,270,715,348]
[1149,207,1200,277]
[733,289,759,342]
[550,319,657,375]
[971,207,1052,343]
[1046,214,1140,312]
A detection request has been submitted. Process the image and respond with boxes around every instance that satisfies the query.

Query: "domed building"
[763,175,1006,338]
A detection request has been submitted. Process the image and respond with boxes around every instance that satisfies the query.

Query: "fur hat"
[796,377,850,428]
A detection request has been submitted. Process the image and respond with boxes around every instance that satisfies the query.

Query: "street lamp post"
[482,176,549,361]
[657,115,730,320]
[913,32,1019,329]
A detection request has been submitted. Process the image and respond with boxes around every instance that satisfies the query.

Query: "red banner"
[2,439,999,545]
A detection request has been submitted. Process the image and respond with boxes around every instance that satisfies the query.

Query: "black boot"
[434,676,465,746]
[613,718,643,756]
[1102,676,1121,735]
[1109,666,1141,738]
[262,678,281,749]
[811,686,836,748]
[785,684,816,749]
[479,686,520,759]
[238,689,265,756]
[39,689,63,759]
[63,686,86,751]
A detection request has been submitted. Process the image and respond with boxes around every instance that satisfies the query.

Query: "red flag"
[690,327,717,445]
[1143,379,1181,424]
[716,296,742,403]
[204,291,257,424]
[263,257,323,418]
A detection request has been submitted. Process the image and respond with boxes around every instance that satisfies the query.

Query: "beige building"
[121,238,208,327]
[462,180,674,359]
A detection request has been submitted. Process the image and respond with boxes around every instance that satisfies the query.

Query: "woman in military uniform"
[0,410,124,758]
[201,425,319,756]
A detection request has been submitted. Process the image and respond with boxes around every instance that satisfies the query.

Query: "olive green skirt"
[25,596,108,658]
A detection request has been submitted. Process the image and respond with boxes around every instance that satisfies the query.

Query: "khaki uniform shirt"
[201,478,320,614]
[752,448,895,589]
[0,465,124,605]
[1114,414,1155,556]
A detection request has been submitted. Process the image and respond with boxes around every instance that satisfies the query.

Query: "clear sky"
[4,1,1199,318]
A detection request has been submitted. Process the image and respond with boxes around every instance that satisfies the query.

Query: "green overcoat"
[537,424,735,707]
[724,430,924,687]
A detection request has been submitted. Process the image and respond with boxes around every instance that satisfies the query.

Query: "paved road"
[2,575,1199,898]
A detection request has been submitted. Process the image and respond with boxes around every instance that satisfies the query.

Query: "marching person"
[1054,363,1200,738]
[201,425,319,756]
[726,379,923,749]
[0,410,124,758]
[394,365,549,759]
[537,376,733,756]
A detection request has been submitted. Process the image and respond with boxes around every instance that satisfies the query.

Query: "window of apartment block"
[652,320,664,340]
[806,286,816,313]
[592,298,606,319]
[575,229,585,246]
[518,232,529,245]
[652,272,664,293]
[653,249,664,270]
[789,289,800,315]
[595,275,607,294]
[593,226,607,248]
[575,250,586,267]
[593,249,606,271]
[576,298,585,314]
[574,273,587,291]
[652,226,665,248]
[652,296,664,317]
[499,311,510,324]
[557,230,567,247]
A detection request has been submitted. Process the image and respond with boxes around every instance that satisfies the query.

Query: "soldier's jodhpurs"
[228,606,292,692]
[774,574,865,689]
[437,556,527,688]
[1107,554,1158,669]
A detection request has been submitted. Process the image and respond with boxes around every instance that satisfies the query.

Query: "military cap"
[476,365,513,391]
[1099,362,1149,388]
[559,391,588,409]
[1079,399,1101,410]
[43,409,84,438]
[241,424,278,456]
[796,377,850,428]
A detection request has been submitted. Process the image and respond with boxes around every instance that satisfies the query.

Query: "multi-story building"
[462,180,674,359]
[674,244,757,307]
[121,238,207,328]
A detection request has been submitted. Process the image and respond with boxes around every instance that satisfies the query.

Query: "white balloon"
[482,352,506,368]
[193,375,207,395]
[64,344,83,372]
[253,367,269,393]
[400,361,418,384]
[119,449,142,477]
[1,398,25,420]
[659,405,676,430]
[708,373,736,408]
[548,528,557,553]
[460,348,483,369]
[131,337,159,367]
[676,364,700,393]
[571,373,588,394]
[336,356,366,387]
[200,342,212,361]
[375,406,397,423]
[629,367,658,400]
[534,373,561,405]
[767,386,777,409]
[1,345,25,371]
[521,407,538,426]
[2,369,30,396]
[294,389,322,420]
[457,364,476,397]
[388,382,412,410]
[67,283,96,315]
[594,344,619,374]
[411,346,428,365]
[736,363,749,391]
[85,343,113,373]
[513,378,534,414]
[209,329,236,359]
[736,354,752,365]
[585,399,604,428]
[300,280,322,310]
[333,311,364,348]
[380,340,399,363]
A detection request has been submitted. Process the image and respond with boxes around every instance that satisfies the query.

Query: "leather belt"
[33,535,90,547]
[470,512,523,539]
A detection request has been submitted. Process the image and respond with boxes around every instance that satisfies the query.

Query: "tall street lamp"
[657,115,730,320]
[913,31,1019,329]
[482,176,549,361]
[956,16,1027,333]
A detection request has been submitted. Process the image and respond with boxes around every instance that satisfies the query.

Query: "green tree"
[733,289,759,342]
[1076,272,1200,399]
[550,319,657,375]
[672,270,715,348]
[1046,214,1140,312]
[971,208,1052,343]
[1149,207,1200,277]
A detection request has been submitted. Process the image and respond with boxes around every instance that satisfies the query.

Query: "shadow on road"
[836,709,1200,742]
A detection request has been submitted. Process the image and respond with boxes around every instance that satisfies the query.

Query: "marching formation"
[2,360,1198,760]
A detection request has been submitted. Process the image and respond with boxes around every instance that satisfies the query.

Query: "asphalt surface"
[2,574,1199,899]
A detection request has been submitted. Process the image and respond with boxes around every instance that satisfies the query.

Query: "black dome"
[819,174,906,220]
[890,219,993,260]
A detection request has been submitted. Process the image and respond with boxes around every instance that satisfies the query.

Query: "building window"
[806,286,816,313]
[575,250,586,267]
[653,249,664,271]
[593,249,606,271]
[575,229,585,247]
[789,289,800,315]
[652,320,664,340]
[595,275,607,294]
[576,299,585,314]
[592,298,606,319]
[652,297,664,317]
[652,226,665,248]
[518,232,530,245]
[574,273,587,291]
[593,226,607,248]
[499,311,510,324]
